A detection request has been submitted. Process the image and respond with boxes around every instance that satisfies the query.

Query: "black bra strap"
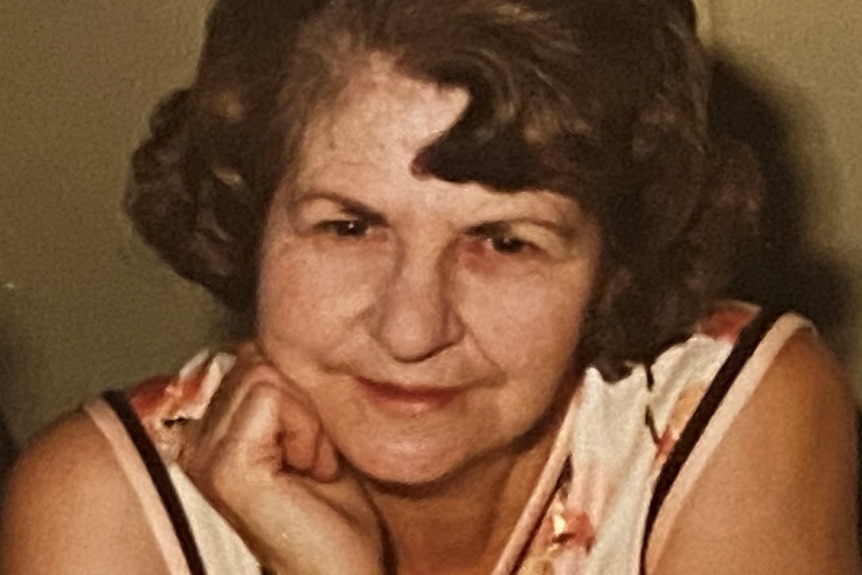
[638,309,784,574]
[102,390,208,575]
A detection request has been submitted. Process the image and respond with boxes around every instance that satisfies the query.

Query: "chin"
[340,434,477,487]
[352,451,464,487]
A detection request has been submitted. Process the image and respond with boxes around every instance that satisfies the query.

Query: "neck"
[365,418,562,575]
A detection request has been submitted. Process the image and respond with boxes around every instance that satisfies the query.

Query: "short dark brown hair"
[126,0,761,380]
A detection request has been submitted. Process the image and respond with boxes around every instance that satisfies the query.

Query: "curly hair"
[126,0,761,381]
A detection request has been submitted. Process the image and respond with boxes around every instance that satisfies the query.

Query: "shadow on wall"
[712,56,856,361]
[858,419,862,553]
[0,320,22,498]
[709,55,861,551]
[0,412,16,496]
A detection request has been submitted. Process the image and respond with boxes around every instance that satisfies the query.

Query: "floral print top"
[85,301,809,575]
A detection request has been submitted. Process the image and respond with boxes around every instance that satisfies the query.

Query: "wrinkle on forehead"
[290,55,595,236]
[303,53,470,172]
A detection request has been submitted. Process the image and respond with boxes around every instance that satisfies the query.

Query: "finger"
[223,381,288,472]
[310,431,340,483]
[228,381,325,478]
[198,361,283,446]
[190,383,287,513]
[179,366,284,480]
[274,396,321,474]
[211,343,315,430]
[232,374,338,480]
[299,471,380,533]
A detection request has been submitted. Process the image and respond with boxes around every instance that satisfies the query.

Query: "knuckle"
[246,378,285,405]
[218,365,280,405]
[241,364,284,390]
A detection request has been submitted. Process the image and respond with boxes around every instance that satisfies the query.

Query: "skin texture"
[3,334,856,575]
[653,330,861,575]
[179,346,386,575]
[256,56,601,486]
[0,412,171,575]
[1,57,858,575]
[233,56,602,573]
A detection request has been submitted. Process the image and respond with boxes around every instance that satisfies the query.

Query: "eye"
[317,218,372,238]
[489,235,529,255]
[470,223,536,256]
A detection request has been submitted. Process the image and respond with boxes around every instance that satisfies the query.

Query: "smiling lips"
[356,376,465,414]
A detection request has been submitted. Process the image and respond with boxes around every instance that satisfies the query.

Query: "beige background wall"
[0,0,216,444]
[1,0,861,446]
[704,0,862,385]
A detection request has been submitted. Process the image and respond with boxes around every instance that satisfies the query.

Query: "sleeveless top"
[82,302,811,575]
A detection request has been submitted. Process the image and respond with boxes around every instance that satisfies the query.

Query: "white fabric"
[86,311,810,575]
[168,466,260,575]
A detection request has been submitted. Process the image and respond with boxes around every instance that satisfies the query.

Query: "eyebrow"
[291,188,580,240]
[289,190,388,225]
[469,217,578,242]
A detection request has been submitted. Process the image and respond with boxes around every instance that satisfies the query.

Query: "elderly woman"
[2,0,858,573]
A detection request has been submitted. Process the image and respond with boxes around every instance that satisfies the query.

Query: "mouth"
[356,377,465,415]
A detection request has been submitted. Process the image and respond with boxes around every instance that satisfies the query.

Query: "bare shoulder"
[654,328,861,574]
[0,409,168,575]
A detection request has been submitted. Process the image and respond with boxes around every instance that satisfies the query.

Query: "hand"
[178,344,385,575]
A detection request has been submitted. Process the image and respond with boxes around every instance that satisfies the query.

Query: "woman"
[2,0,858,573]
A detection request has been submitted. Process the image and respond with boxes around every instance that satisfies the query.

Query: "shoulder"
[653,327,860,574]
[0,409,169,574]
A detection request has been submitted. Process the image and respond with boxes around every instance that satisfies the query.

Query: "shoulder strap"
[101,390,208,575]
[638,308,783,574]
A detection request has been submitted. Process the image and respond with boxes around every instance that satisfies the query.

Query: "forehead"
[298,54,468,183]
[290,54,589,229]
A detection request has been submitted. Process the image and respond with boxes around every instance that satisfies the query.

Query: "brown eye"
[319,219,370,237]
[490,235,528,254]
[469,223,534,256]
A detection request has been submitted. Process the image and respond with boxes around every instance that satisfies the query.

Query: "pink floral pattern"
[120,302,759,575]
[514,301,757,574]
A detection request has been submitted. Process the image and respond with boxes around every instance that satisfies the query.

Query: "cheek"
[256,241,387,343]
[458,267,593,378]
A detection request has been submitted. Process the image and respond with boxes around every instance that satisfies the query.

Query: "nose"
[370,246,465,363]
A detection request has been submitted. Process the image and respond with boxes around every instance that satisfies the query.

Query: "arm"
[0,411,170,575]
[653,330,861,574]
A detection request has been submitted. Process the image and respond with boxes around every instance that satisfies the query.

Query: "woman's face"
[257,57,600,485]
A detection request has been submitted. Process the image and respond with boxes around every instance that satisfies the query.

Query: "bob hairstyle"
[126,0,761,380]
